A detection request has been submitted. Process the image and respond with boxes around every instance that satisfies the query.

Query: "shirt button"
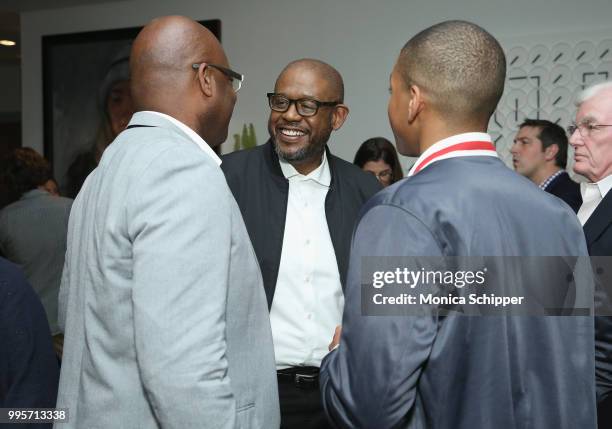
[305,239,310,245]
[306,313,312,319]
[305,277,310,283]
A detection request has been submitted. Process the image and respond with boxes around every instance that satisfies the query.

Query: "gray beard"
[273,139,326,164]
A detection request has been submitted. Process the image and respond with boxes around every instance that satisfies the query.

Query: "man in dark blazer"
[320,21,596,428]
[0,257,59,428]
[511,119,582,212]
[222,59,380,428]
[569,80,612,428]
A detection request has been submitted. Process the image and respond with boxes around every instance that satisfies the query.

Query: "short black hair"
[353,137,403,184]
[0,148,52,203]
[397,20,506,122]
[519,119,569,169]
[277,59,344,102]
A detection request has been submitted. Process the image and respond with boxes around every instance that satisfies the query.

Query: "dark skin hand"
[329,325,342,351]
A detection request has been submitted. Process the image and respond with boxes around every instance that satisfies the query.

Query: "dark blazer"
[320,156,596,428]
[221,140,381,307]
[584,190,612,428]
[544,171,582,212]
[0,257,59,428]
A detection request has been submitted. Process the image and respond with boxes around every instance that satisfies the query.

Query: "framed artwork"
[42,19,221,197]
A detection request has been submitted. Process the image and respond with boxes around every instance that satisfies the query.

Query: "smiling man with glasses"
[568,80,612,428]
[221,59,380,428]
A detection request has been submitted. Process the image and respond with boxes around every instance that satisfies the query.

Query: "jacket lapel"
[584,191,612,246]
[262,141,290,308]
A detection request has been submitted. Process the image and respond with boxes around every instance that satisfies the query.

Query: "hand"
[328,325,342,351]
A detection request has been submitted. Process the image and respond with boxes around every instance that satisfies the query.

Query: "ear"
[196,63,214,97]
[331,104,349,130]
[407,84,425,123]
[544,143,559,162]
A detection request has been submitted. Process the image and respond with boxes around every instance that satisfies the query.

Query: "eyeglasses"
[192,63,244,93]
[267,93,340,117]
[566,122,612,137]
[367,169,393,182]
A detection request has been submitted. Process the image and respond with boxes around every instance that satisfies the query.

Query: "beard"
[273,137,327,164]
[272,120,333,166]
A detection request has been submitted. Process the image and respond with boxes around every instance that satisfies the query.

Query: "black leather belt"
[277,366,320,389]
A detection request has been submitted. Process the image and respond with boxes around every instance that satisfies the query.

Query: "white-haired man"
[568,80,612,428]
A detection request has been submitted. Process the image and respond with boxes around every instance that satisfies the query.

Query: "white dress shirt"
[270,151,344,369]
[577,174,612,225]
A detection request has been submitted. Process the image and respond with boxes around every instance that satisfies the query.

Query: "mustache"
[276,121,307,131]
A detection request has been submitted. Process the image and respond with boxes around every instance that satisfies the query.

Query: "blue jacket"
[321,156,596,428]
[0,257,59,428]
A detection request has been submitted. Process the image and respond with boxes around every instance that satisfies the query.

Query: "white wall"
[21,0,612,165]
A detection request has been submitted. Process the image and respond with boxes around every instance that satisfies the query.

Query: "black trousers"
[599,395,612,429]
[277,369,332,429]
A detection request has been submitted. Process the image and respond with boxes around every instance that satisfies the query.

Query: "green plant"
[233,123,257,151]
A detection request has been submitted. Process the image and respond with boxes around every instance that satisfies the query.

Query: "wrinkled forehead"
[275,65,336,99]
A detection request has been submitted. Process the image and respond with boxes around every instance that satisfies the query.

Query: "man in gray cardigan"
[0,147,72,358]
[56,16,279,429]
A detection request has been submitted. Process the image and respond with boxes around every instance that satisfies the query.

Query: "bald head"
[397,20,506,123]
[130,16,237,146]
[130,15,226,111]
[276,59,344,102]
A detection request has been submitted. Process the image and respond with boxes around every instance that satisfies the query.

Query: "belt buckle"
[294,372,318,389]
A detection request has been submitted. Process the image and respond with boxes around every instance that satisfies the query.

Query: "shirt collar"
[582,174,612,200]
[279,150,331,187]
[138,111,222,166]
[20,189,48,200]
[407,132,497,176]
[539,170,564,190]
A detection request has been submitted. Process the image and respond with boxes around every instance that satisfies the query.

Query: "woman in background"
[65,48,134,198]
[353,137,403,187]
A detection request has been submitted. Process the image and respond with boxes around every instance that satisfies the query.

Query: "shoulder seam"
[361,202,445,254]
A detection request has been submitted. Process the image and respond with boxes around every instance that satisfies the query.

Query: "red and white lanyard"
[408,134,498,177]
